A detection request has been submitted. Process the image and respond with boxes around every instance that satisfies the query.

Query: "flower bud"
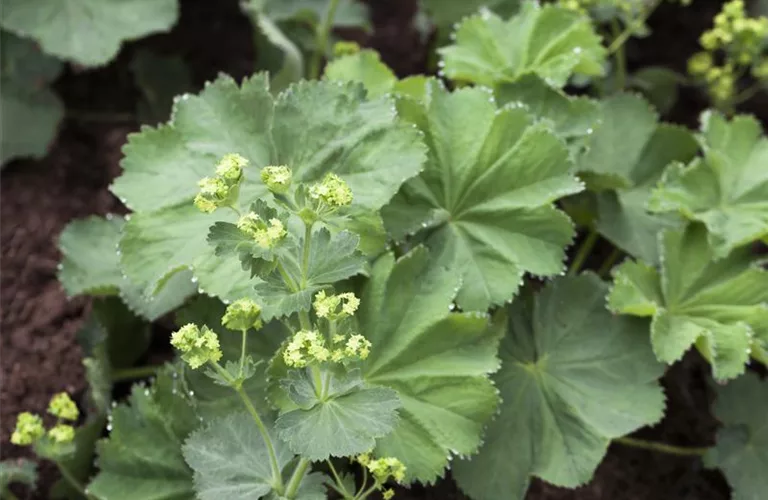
[48,392,79,421]
[313,291,360,320]
[215,153,248,184]
[171,324,223,369]
[367,456,406,484]
[333,41,361,57]
[48,424,75,444]
[260,165,293,194]
[309,173,353,207]
[237,212,287,249]
[222,298,263,331]
[11,412,45,446]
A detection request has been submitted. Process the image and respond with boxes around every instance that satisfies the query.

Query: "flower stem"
[111,365,159,383]
[277,261,299,292]
[568,229,599,276]
[327,460,350,497]
[614,436,709,457]
[239,329,248,378]
[598,247,622,278]
[611,19,627,90]
[285,457,312,498]
[308,0,342,79]
[607,0,662,55]
[211,362,285,494]
[301,222,314,288]
[56,462,90,499]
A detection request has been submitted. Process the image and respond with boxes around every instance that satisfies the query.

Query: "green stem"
[239,329,248,378]
[732,81,763,106]
[607,0,662,54]
[611,19,627,90]
[111,365,159,383]
[354,479,381,500]
[301,222,314,288]
[299,310,312,330]
[284,458,312,498]
[277,261,299,292]
[598,248,622,278]
[211,362,285,494]
[308,0,342,79]
[614,436,709,456]
[568,229,599,276]
[311,364,325,399]
[56,462,90,499]
[327,460,350,497]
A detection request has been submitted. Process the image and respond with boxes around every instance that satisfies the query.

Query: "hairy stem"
[308,0,342,79]
[56,462,90,499]
[285,458,312,498]
[111,364,159,383]
[301,222,314,288]
[277,261,299,292]
[607,0,662,55]
[327,460,351,497]
[211,362,285,493]
[611,19,627,90]
[568,229,599,276]
[614,436,709,457]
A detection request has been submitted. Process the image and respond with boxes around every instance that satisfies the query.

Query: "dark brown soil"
[0,1,757,499]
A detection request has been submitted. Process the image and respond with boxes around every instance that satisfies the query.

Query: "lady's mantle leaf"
[182,412,293,500]
[115,74,425,303]
[577,94,699,264]
[422,0,521,29]
[88,367,200,500]
[383,84,583,310]
[705,373,768,500]
[1,31,64,165]
[275,369,400,460]
[649,111,768,257]
[608,224,768,380]
[324,50,397,99]
[438,1,606,88]
[57,215,196,321]
[0,0,178,66]
[454,274,665,500]
[358,248,503,483]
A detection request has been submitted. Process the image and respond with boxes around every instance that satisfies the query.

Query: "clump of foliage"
[6,1,768,500]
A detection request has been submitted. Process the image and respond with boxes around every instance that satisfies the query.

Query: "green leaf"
[0,458,37,491]
[438,1,606,88]
[608,224,768,380]
[705,373,768,500]
[275,368,401,460]
[1,31,63,165]
[88,367,200,500]
[629,67,685,115]
[131,49,193,125]
[115,75,425,302]
[58,215,196,320]
[0,0,178,66]
[324,50,397,99]
[254,228,366,319]
[649,111,768,257]
[577,94,699,264]
[494,74,599,144]
[383,85,583,310]
[182,411,292,500]
[454,274,665,500]
[259,0,369,29]
[358,248,503,482]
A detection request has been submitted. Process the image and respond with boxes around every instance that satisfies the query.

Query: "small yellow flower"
[222,298,263,331]
[11,412,44,446]
[313,291,360,320]
[48,392,79,421]
[260,165,293,194]
[367,456,406,484]
[309,173,353,207]
[171,324,223,369]
[382,489,395,500]
[237,213,286,249]
[48,424,75,444]
[215,153,248,183]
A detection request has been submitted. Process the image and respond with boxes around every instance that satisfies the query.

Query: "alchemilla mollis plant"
[7,1,768,499]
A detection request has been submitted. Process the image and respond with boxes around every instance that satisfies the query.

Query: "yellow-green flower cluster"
[11,392,81,447]
[236,212,287,249]
[48,392,79,421]
[689,0,768,103]
[344,334,371,360]
[313,291,360,320]
[261,165,293,194]
[309,173,353,207]
[222,298,263,331]
[171,324,223,369]
[48,424,75,444]
[357,453,407,485]
[11,412,45,446]
[194,153,248,213]
[283,330,330,367]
